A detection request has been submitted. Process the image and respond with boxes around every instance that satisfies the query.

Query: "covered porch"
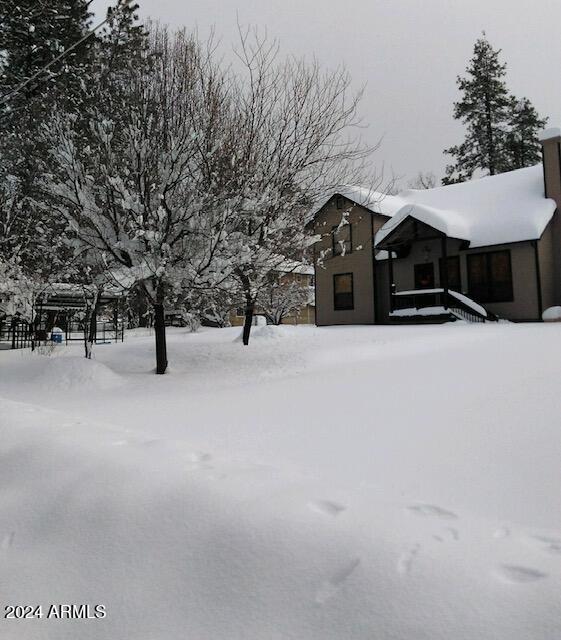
[375,215,495,323]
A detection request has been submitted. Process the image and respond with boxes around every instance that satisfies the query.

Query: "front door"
[414,263,435,289]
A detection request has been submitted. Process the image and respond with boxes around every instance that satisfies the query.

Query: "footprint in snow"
[434,527,460,543]
[407,504,458,520]
[528,534,561,555]
[308,500,346,517]
[496,565,547,584]
[315,558,360,604]
[1,532,15,552]
[141,439,164,448]
[446,527,459,540]
[397,544,420,575]
[186,452,214,472]
[111,440,129,447]
[189,452,212,464]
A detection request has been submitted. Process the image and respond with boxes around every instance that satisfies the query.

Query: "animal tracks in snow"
[433,527,460,543]
[407,503,458,520]
[401,503,555,586]
[1,532,15,552]
[493,527,510,540]
[308,500,346,517]
[397,544,420,575]
[315,557,360,604]
[188,452,212,464]
[528,534,561,556]
[496,565,548,584]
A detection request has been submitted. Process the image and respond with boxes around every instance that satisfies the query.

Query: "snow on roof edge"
[539,127,561,142]
[375,165,556,249]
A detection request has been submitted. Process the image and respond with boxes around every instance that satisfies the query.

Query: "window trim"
[333,272,354,311]
[331,223,352,256]
[467,250,514,303]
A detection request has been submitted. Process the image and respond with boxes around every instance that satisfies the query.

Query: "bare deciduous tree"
[43,20,236,373]
[224,28,375,345]
[408,171,437,190]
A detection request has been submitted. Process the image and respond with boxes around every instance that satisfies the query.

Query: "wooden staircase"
[389,289,497,324]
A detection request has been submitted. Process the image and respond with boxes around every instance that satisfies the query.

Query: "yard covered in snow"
[1,323,561,639]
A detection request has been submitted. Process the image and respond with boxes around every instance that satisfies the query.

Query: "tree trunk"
[154,302,168,374]
[84,307,97,359]
[242,300,255,346]
[84,291,100,359]
[485,87,495,175]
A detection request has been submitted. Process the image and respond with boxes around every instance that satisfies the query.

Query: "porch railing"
[391,289,497,323]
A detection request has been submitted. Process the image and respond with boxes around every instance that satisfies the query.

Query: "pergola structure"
[33,283,125,345]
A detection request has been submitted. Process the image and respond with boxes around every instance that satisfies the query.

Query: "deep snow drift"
[1,323,561,639]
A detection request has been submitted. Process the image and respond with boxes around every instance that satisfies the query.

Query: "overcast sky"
[92,0,561,187]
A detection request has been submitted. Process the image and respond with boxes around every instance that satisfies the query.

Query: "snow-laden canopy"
[275,259,314,276]
[375,165,556,249]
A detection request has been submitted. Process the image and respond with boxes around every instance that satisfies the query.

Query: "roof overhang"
[304,192,379,231]
[375,215,469,251]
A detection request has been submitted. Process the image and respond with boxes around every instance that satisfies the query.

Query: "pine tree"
[444,35,512,181]
[504,97,547,170]
[93,2,151,126]
[0,0,95,280]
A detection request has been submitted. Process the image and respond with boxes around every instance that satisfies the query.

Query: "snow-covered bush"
[256,274,312,325]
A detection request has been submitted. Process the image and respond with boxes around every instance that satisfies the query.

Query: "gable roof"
[335,186,408,218]
[375,165,556,249]
[307,187,406,227]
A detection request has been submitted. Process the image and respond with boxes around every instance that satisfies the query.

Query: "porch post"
[388,249,395,312]
[441,234,449,309]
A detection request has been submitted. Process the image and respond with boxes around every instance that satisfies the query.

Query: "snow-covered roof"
[308,186,406,225]
[539,127,561,142]
[335,186,408,218]
[375,165,556,249]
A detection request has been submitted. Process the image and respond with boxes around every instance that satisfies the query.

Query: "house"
[308,128,561,324]
[228,261,315,326]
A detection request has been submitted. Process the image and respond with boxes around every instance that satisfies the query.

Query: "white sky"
[92,0,561,186]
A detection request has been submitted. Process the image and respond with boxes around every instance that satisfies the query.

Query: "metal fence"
[0,320,124,350]
[63,321,125,344]
[0,320,32,350]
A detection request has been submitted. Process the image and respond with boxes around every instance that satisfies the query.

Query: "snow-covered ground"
[1,323,561,639]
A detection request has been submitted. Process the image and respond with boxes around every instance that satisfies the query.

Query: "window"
[439,256,461,291]
[414,263,435,289]
[332,223,352,256]
[236,307,245,317]
[333,273,354,310]
[336,195,344,210]
[467,250,513,303]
